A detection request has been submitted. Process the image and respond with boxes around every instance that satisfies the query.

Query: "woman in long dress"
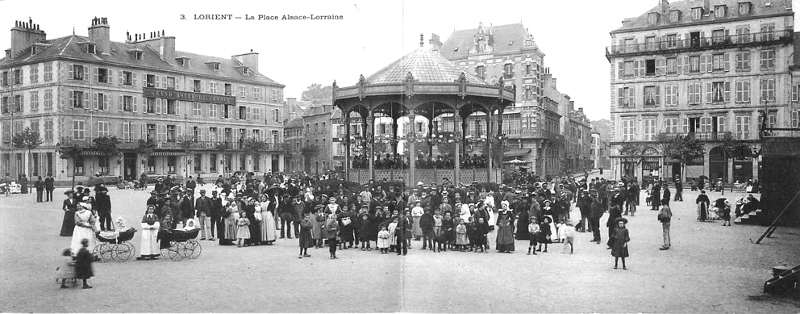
[223,196,239,244]
[70,203,97,257]
[60,190,78,236]
[138,205,160,260]
[258,195,277,244]
[495,202,515,253]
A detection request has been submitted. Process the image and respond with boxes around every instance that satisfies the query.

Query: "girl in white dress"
[138,205,160,260]
[70,203,97,258]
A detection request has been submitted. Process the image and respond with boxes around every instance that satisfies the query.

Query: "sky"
[1,0,796,121]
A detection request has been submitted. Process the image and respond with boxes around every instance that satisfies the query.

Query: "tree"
[301,84,333,104]
[93,136,121,156]
[665,135,705,182]
[719,133,753,184]
[56,139,83,188]
[134,139,157,175]
[12,127,43,179]
[300,145,320,173]
[654,132,677,177]
[177,135,196,179]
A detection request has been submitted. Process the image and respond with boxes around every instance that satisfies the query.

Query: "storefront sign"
[143,87,236,105]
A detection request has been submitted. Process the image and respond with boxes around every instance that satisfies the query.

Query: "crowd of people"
[350,154,490,169]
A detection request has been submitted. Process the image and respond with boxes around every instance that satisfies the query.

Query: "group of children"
[525,216,576,255]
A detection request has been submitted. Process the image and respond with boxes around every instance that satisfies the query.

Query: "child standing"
[537,216,552,253]
[298,213,313,258]
[611,217,630,269]
[455,219,468,251]
[474,217,489,253]
[432,211,443,253]
[326,214,339,259]
[57,249,75,288]
[236,211,250,248]
[562,222,575,254]
[75,238,93,289]
[377,224,390,254]
[527,217,540,255]
[359,213,372,251]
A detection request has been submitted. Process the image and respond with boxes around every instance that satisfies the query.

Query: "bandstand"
[333,47,515,187]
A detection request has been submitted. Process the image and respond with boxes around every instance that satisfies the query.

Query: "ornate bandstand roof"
[365,48,487,85]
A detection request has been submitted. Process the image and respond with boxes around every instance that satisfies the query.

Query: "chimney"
[703,0,710,13]
[232,51,259,72]
[551,77,557,90]
[429,33,442,52]
[160,35,175,63]
[9,18,46,58]
[88,17,110,54]
[661,0,670,13]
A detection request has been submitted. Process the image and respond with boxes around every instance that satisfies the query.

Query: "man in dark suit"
[34,176,44,202]
[195,189,212,240]
[209,190,222,241]
[94,186,112,231]
[44,174,55,202]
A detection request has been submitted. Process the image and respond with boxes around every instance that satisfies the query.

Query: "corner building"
[607,0,794,183]
[0,18,286,184]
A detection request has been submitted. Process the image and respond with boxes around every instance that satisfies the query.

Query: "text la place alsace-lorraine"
[192,14,343,20]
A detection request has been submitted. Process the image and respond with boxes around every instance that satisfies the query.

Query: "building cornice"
[610,12,794,35]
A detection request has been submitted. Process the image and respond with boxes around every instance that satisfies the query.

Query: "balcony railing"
[59,137,289,152]
[762,127,800,138]
[606,29,793,58]
[542,130,565,142]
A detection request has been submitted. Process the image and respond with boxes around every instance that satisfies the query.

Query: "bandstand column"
[408,113,417,185]
[344,112,351,179]
[454,113,462,186]
[391,117,399,181]
[367,114,375,181]
[486,112,494,182]
[461,114,469,158]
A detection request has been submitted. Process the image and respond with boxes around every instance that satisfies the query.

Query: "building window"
[645,36,657,51]
[94,93,109,111]
[643,118,656,140]
[209,82,218,94]
[97,121,110,137]
[238,85,247,98]
[669,10,681,22]
[44,63,52,81]
[617,87,634,108]
[735,115,750,139]
[792,111,799,128]
[711,81,727,103]
[239,155,246,171]
[253,87,261,100]
[209,154,217,172]
[29,67,38,83]
[666,58,677,74]
[71,91,85,108]
[688,82,702,105]
[144,98,154,114]
[739,2,751,15]
[239,106,247,120]
[665,84,678,106]
[768,112,777,129]
[645,59,655,76]
[44,119,53,142]
[122,71,133,86]
[711,29,726,45]
[145,74,155,87]
[643,86,659,107]
[192,102,201,116]
[13,69,21,85]
[209,104,217,118]
[735,80,751,103]
[193,80,201,92]
[711,54,725,71]
[0,97,7,114]
[95,68,109,83]
[647,12,659,24]
[74,158,84,176]
[760,78,776,101]
[689,56,700,73]
[503,63,513,79]
[225,84,232,96]
[87,43,96,54]
[476,65,485,80]
[691,7,703,20]
[714,5,727,18]
[30,91,39,111]
[166,100,177,115]
[760,23,776,41]
[735,51,751,72]
[166,77,176,89]
[71,65,85,80]
[736,25,750,44]
[146,157,156,174]
[621,119,636,141]
[43,90,52,111]
[760,49,775,70]
[146,124,156,141]
[665,34,677,48]
[193,154,202,172]
[664,117,679,133]
[122,96,133,112]
[72,120,85,140]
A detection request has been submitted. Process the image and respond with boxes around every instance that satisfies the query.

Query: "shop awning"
[504,148,531,158]
[150,151,186,156]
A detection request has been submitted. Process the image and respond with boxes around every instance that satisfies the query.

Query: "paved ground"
[1,180,799,312]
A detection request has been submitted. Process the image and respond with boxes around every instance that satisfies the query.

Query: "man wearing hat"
[154,177,166,194]
[195,189,212,240]
[60,190,78,236]
[94,185,112,231]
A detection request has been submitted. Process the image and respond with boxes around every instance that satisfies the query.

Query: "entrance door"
[271,155,279,173]
[709,146,725,182]
[124,153,137,181]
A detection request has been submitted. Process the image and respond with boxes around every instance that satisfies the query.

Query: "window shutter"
[142,73,146,87]
[700,55,707,72]
[724,82,731,102]
[177,125,183,138]
[628,87,635,106]
[156,98,162,114]
[133,73,138,87]
[155,75,161,88]
[162,76,167,89]
[175,101,180,115]
[706,82,712,103]
[140,124,145,140]
[119,95,123,111]
[103,94,109,110]
[706,55,713,73]
[176,77,181,90]
[677,56,683,75]
[108,70,113,84]
[118,72,123,85]
[92,93,98,110]
[94,67,99,82]
[68,65,74,79]
[618,62,624,78]
[724,53,730,72]
[745,81,751,102]
[657,58,665,76]
[792,85,799,102]
[94,121,99,138]
[682,117,689,132]
[655,86,661,105]
[123,123,129,140]
[69,90,74,108]
[133,97,138,112]
[83,92,89,109]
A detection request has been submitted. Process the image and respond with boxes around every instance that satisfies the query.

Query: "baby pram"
[94,228,137,262]
[160,228,202,261]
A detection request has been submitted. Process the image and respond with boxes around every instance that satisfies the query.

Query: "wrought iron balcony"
[606,29,793,59]
[59,137,290,152]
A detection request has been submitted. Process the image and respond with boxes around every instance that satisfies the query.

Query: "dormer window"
[87,43,96,54]
[4,49,9,59]
[648,12,659,24]
[714,5,727,18]
[206,62,220,70]
[176,57,190,67]
[669,10,681,22]
[739,2,751,14]
[31,46,37,56]
[241,67,249,75]
[692,7,703,20]
[134,51,143,60]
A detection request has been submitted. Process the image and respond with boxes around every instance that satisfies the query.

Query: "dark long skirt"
[60,210,76,236]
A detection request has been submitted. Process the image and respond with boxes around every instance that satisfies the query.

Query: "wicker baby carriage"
[160,228,202,261]
[94,228,137,262]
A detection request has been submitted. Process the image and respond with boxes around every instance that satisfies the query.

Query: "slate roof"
[440,23,534,60]
[0,34,282,86]
[613,0,793,33]
[364,48,487,85]
[284,118,304,129]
